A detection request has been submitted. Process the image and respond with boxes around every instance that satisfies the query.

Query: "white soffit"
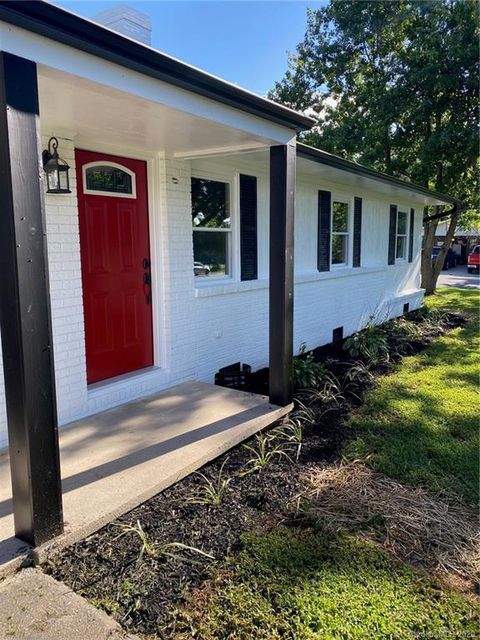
[38,67,276,155]
[297,157,450,206]
[0,20,294,145]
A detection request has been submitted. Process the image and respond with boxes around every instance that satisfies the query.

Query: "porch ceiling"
[38,66,273,156]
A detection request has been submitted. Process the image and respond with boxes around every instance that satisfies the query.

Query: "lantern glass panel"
[59,168,69,192]
[46,168,59,192]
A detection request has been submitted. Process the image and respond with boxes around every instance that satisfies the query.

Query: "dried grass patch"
[297,459,479,587]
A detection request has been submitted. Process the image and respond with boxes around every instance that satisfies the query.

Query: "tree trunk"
[421,207,459,295]
[421,210,438,295]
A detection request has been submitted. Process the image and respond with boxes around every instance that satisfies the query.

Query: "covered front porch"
[0,381,290,572]
[0,25,300,563]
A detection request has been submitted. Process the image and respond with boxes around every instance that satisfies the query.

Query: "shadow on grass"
[344,295,479,506]
[180,527,479,640]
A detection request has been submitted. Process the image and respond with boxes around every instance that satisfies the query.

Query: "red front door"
[76,149,153,384]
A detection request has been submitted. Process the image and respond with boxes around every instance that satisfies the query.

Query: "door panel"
[76,149,153,384]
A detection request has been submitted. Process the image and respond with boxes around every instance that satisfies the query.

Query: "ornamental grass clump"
[114,520,214,565]
[241,432,292,476]
[270,417,304,461]
[189,458,232,506]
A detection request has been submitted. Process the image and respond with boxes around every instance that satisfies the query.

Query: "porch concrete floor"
[0,381,290,575]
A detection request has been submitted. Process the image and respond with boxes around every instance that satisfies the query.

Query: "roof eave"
[0,0,315,133]
[297,143,464,208]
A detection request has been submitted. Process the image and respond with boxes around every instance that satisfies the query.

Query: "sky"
[52,1,325,96]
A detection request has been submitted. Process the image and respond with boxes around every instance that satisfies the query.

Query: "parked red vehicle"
[467,245,480,273]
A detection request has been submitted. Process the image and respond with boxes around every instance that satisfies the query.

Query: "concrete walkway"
[438,264,480,290]
[0,569,138,640]
[0,381,289,575]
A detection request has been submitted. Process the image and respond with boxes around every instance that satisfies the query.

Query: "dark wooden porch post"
[0,52,63,546]
[269,143,296,406]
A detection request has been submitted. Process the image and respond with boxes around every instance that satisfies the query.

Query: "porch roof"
[0,0,314,133]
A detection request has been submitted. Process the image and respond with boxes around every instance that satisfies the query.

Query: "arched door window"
[82,162,136,198]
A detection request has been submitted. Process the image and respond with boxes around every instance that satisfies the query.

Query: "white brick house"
[0,2,461,548]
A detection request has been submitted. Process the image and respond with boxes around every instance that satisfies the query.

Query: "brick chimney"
[93,4,152,45]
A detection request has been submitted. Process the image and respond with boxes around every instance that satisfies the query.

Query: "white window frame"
[191,172,237,282]
[82,161,137,199]
[396,209,409,261]
[330,196,352,268]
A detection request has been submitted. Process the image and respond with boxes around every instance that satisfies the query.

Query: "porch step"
[0,381,291,572]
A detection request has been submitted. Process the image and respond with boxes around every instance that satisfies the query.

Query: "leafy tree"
[269,0,479,294]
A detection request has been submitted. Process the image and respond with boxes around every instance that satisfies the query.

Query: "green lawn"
[345,287,479,505]
[172,288,479,639]
[181,529,478,640]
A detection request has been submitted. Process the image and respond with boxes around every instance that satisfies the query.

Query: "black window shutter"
[408,208,415,262]
[240,174,258,281]
[317,190,331,272]
[352,196,362,267]
[388,204,397,265]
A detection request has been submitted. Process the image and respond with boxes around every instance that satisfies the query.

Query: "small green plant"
[415,306,451,332]
[271,418,303,461]
[293,399,318,427]
[344,360,376,386]
[114,520,214,564]
[306,373,347,407]
[189,458,232,505]
[343,325,389,363]
[293,342,327,389]
[384,317,422,355]
[91,597,121,615]
[241,432,291,476]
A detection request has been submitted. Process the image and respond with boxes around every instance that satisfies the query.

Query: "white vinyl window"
[331,200,350,266]
[191,177,231,278]
[396,210,408,260]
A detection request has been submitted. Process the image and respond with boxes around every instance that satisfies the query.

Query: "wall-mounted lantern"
[42,137,71,194]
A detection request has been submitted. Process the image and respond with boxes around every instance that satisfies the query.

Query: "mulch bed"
[44,310,466,637]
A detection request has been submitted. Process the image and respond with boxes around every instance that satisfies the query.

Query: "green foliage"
[271,418,304,461]
[343,324,389,363]
[189,458,232,506]
[269,0,479,211]
[293,342,326,389]
[114,520,214,564]
[241,432,292,476]
[181,528,479,639]
[345,288,479,505]
[306,372,347,407]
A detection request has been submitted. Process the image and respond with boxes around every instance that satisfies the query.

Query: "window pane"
[85,166,132,194]
[191,178,230,229]
[332,201,348,232]
[193,231,229,277]
[397,211,407,235]
[396,235,406,259]
[332,234,348,264]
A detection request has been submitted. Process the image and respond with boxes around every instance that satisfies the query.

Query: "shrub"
[343,325,389,363]
[293,342,327,389]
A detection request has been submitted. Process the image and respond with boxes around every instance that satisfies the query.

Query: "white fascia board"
[0,21,295,145]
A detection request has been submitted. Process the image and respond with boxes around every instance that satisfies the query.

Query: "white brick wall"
[0,146,425,448]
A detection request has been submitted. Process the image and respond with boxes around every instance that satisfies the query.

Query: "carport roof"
[0,0,315,132]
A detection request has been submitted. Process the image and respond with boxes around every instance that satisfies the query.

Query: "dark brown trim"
[0,51,63,546]
[0,1,314,132]
[269,145,295,407]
